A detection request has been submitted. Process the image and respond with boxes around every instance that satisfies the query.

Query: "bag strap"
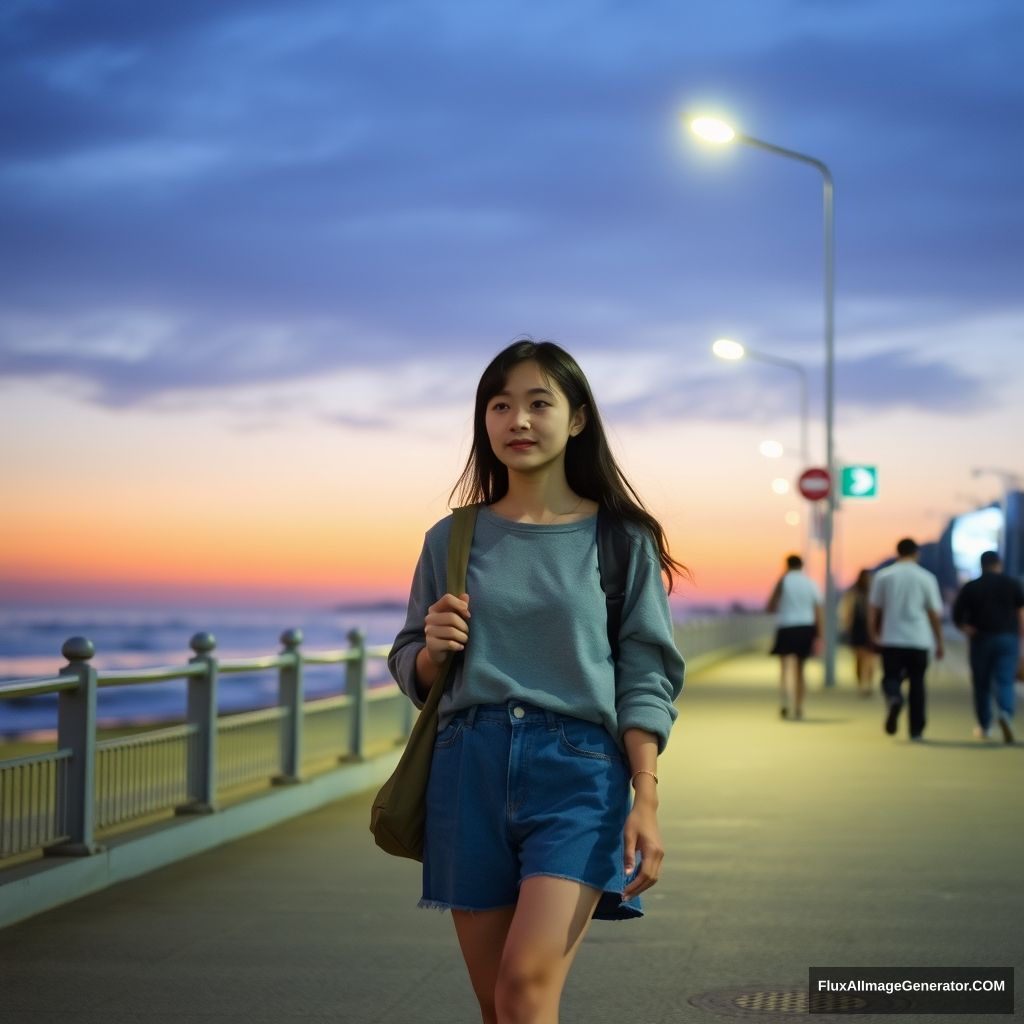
[597,505,630,662]
[429,503,624,684]
[422,504,479,709]
[446,503,478,598]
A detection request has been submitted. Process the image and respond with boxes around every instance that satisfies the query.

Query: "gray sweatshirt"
[388,506,684,751]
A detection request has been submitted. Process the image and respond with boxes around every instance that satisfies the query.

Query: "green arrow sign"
[841,464,878,499]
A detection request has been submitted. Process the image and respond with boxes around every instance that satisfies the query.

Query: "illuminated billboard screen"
[950,506,1003,583]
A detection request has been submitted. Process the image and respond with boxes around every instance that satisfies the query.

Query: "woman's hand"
[423,592,471,665]
[622,794,664,899]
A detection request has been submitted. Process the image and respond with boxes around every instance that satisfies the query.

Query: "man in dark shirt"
[952,551,1024,743]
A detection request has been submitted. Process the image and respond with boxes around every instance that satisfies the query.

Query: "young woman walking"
[388,339,686,1024]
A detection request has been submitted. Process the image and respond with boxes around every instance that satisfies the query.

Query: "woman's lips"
[507,440,536,450]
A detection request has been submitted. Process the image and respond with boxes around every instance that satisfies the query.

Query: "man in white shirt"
[868,538,944,740]
[766,554,823,720]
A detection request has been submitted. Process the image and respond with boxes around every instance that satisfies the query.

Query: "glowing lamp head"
[759,440,785,459]
[689,117,736,144]
[712,338,746,362]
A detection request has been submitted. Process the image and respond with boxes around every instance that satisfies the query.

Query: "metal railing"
[675,612,774,666]
[0,628,405,861]
[0,612,774,865]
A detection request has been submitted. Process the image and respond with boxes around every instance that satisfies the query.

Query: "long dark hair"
[450,339,689,591]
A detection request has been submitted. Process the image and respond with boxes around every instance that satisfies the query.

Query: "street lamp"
[692,115,838,688]
[712,338,811,561]
[711,338,810,469]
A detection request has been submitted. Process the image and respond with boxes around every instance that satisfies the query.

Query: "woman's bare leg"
[779,656,792,716]
[453,906,516,1024]
[494,876,602,1024]
[793,657,806,718]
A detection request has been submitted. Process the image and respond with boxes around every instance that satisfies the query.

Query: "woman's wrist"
[630,769,659,807]
[414,646,441,695]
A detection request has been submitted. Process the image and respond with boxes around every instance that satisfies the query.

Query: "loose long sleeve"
[614,530,685,752]
[387,515,452,709]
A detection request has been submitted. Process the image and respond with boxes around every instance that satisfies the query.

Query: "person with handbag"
[387,339,686,1024]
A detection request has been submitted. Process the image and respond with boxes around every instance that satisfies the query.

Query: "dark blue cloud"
[1,0,1021,406]
[599,345,989,428]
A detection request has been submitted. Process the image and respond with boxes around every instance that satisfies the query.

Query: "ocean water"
[0,603,408,737]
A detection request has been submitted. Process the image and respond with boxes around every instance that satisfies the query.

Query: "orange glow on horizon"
[5,374,1013,615]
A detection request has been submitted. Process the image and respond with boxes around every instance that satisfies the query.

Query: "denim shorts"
[421,701,642,921]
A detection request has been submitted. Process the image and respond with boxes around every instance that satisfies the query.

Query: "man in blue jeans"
[952,550,1024,743]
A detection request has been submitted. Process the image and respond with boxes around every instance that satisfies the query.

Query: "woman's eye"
[491,401,509,412]
[531,400,551,409]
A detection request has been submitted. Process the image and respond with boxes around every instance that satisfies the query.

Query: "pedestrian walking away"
[952,550,1024,743]
[869,538,944,741]
[842,569,876,696]
[766,554,822,721]
[388,338,686,1024]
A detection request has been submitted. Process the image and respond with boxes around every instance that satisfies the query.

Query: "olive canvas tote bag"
[369,503,478,860]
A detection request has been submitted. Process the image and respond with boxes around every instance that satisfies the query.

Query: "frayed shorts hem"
[518,870,604,895]
[417,898,516,914]
[420,873,642,920]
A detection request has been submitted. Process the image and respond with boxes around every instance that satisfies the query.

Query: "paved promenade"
[2,645,1021,1023]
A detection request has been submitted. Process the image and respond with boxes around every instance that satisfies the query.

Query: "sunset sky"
[2,0,1022,613]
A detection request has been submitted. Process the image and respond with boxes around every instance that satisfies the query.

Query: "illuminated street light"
[712,338,809,468]
[772,478,790,495]
[711,337,746,361]
[691,115,838,687]
[712,337,811,561]
[690,116,736,144]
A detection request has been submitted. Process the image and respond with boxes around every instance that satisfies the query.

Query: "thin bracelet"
[631,769,659,787]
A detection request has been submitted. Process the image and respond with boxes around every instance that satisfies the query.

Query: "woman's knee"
[494,957,556,1021]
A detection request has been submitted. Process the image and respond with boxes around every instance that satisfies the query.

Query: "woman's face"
[484,360,586,478]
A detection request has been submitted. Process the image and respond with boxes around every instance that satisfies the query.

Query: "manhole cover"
[690,985,868,1017]
[690,985,910,1018]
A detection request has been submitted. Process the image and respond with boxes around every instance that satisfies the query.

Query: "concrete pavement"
[1,645,1021,1023]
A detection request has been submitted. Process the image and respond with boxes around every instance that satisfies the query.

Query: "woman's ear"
[569,405,588,437]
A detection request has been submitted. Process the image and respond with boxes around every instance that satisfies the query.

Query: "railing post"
[177,632,218,815]
[345,628,367,761]
[47,637,102,856]
[273,628,304,785]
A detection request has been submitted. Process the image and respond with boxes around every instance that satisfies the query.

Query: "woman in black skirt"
[766,554,823,719]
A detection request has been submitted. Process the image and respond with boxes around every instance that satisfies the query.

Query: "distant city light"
[759,440,785,459]
[785,511,801,526]
[772,478,790,495]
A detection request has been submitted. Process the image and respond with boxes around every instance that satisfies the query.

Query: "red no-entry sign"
[798,467,831,501]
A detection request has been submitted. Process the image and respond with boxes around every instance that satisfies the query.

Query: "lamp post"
[711,338,810,469]
[712,338,810,560]
[691,115,838,688]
